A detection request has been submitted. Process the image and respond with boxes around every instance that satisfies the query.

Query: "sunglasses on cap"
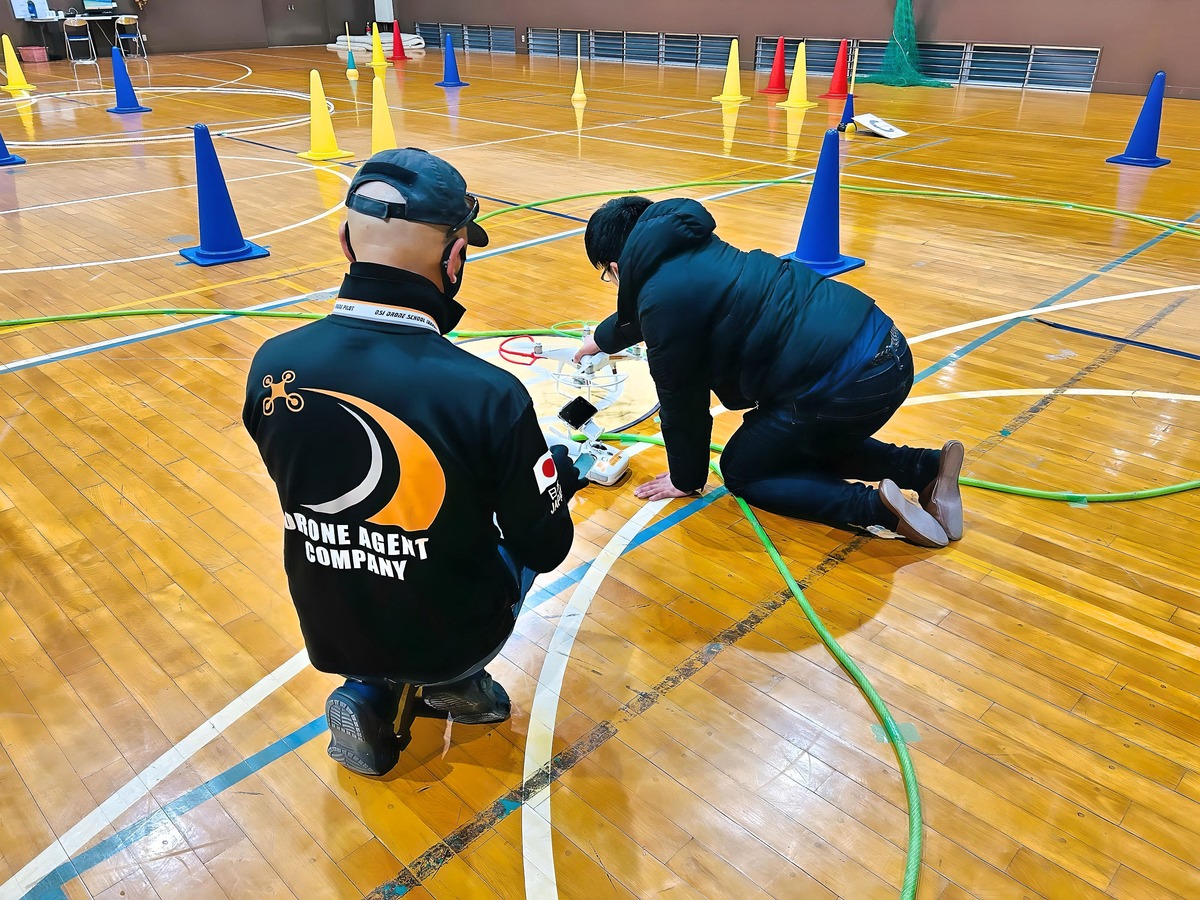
[347,191,480,236]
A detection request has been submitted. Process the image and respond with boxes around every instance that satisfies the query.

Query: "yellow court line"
[3,258,345,335]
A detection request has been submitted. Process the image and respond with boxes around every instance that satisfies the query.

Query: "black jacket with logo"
[594,198,878,493]
[244,263,573,683]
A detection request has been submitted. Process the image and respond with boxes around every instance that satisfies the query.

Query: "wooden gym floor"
[1,43,1199,900]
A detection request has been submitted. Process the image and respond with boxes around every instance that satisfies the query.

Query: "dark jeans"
[722,327,940,530]
[342,545,537,710]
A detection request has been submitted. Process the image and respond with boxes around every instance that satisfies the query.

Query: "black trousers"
[721,327,940,530]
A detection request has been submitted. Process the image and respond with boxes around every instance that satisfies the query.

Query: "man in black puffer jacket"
[574,196,964,547]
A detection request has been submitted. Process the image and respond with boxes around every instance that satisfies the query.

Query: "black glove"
[550,444,589,501]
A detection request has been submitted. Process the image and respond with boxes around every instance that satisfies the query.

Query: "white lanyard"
[330,299,441,334]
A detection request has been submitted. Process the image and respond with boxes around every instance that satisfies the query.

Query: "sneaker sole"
[423,682,512,725]
[325,692,398,776]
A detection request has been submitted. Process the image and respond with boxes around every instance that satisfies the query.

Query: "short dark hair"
[584,196,653,269]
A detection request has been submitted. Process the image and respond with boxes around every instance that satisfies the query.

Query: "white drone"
[497,330,648,486]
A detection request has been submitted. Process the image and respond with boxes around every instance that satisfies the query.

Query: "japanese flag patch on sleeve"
[534,450,557,493]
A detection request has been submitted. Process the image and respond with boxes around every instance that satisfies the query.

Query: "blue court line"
[1032,317,1200,362]
[14,151,1194,895]
[474,193,589,224]
[914,209,1200,384]
[522,486,729,611]
[217,135,585,224]
[23,718,328,900]
[22,488,727,898]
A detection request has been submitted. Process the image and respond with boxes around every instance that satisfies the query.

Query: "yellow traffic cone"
[785,106,807,161]
[2,35,36,93]
[571,34,587,102]
[778,41,817,109]
[298,70,353,161]
[371,76,397,154]
[711,38,749,103]
[13,91,34,138]
[370,23,390,70]
[720,100,741,155]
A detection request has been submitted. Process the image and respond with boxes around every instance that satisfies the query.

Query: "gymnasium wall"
[0,0,371,54]
[400,0,1200,99]
[0,1,268,53]
[3,0,1194,97]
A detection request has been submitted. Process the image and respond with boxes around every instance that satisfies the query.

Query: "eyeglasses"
[448,193,479,235]
[599,264,615,283]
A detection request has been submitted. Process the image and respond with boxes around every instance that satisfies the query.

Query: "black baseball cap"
[346,148,489,247]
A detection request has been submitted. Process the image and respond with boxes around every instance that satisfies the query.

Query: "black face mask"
[441,241,466,299]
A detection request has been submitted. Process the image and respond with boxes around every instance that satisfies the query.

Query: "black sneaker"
[325,686,401,776]
[422,670,511,725]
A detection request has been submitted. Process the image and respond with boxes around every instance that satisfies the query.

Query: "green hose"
[0,306,582,339]
[4,171,1197,334]
[589,432,1200,898]
[960,476,1200,503]
[475,177,1200,241]
[595,432,925,898]
[0,162,1194,898]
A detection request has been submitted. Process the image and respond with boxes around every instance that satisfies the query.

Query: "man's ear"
[445,236,468,284]
[339,222,356,262]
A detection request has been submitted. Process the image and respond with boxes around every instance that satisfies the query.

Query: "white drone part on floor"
[852,114,908,139]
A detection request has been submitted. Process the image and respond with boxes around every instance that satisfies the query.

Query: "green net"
[858,0,949,88]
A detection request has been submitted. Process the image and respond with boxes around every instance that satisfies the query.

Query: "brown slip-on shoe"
[879,479,949,548]
[918,440,965,541]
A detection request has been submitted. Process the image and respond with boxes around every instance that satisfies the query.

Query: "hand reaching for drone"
[573,336,602,365]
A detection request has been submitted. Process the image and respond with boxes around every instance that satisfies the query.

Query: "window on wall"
[754,35,1098,91]
[416,23,517,53]
[523,29,737,67]
[698,35,734,68]
[664,33,700,67]
[624,32,661,63]
[593,31,624,60]
[964,44,1032,86]
[558,29,588,58]
[528,27,559,56]
[853,40,887,76]
[918,43,968,82]
[1027,46,1101,91]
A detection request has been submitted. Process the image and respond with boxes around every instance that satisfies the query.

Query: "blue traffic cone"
[787,129,864,277]
[180,124,270,267]
[435,33,468,87]
[838,94,856,128]
[1107,71,1170,168]
[107,47,151,114]
[0,128,25,166]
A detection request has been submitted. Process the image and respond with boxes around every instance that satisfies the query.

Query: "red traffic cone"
[820,39,849,100]
[388,20,408,61]
[758,36,789,95]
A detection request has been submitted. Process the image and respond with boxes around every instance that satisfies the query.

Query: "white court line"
[1,168,310,217]
[0,132,1128,895]
[910,283,1200,345]
[0,651,310,899]
[905,388,1200,406]
[523,486,669,898]
[430,107,717,156]
[7,87,315,148]
[0,157,351,275]
[0,290,336,376]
